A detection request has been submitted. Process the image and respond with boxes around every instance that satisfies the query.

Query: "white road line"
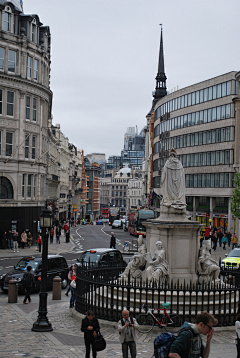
[5,266,13,268]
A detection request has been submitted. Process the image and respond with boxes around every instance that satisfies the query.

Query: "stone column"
[210,197,213,221]
[228,197,234,233]
[192,196,196,220]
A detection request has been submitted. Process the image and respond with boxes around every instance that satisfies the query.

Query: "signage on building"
[59,205,63,209]
[73,204,78,208]
[67,194,72,199]
[81,199,85,203]
[48,202,54,209]
[60,194,66,198]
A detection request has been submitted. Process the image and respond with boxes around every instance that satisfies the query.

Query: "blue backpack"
[154,329,192,358]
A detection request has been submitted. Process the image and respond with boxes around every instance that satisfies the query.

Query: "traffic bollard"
[8,279,18,303]
[52,276,61,300]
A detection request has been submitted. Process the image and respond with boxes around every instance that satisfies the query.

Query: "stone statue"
[197,240,220,284]
[161,148,186,210]
[145,241,169,284]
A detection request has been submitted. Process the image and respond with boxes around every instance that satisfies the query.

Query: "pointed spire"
[147,24,167,116]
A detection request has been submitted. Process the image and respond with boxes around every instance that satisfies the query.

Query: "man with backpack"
[22,266,36,304]
[168,311,218,358]
[118,309,139,358]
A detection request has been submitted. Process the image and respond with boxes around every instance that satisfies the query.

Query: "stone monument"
[197,240,220,284]
[144,148,202,284]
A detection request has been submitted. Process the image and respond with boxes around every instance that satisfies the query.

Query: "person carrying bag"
[81,310,103,358]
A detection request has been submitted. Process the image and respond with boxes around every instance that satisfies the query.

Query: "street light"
[32,204,53,332]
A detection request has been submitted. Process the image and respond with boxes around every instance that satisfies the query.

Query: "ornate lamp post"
[32,205,53,332]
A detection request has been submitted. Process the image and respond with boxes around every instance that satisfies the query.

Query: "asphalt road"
[0,224,136,279]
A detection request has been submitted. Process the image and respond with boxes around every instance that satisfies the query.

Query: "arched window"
[0,176,13,199]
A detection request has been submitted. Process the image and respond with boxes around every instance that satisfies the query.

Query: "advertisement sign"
[67,194,72,199]
[60,194,66,198]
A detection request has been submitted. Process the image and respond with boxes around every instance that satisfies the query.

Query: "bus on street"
[128,209,154,236]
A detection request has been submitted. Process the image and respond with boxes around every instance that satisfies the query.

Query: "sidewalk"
[0,232,75,258]
[0,292,236,358]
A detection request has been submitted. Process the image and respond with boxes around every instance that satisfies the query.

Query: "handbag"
[94,331,106,352]
[70,279,76,288]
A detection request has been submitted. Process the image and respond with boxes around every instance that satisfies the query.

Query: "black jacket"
[110,235,116,245]
[81,316,100,341]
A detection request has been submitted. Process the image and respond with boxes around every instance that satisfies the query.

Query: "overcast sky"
[23,0,240,159]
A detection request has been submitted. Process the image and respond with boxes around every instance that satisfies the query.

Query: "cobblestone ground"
[0,295,237,358]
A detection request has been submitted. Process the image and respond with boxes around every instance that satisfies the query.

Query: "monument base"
[144,206,202,285]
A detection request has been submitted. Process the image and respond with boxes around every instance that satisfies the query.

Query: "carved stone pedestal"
[144,207,201,285]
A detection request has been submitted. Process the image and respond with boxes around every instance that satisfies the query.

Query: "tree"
[230,173,240,219]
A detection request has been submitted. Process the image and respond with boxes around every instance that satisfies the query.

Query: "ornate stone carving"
[197,240,220,284]
[161,148,186,210]
[19,91,26,99]
[145,241,169,284]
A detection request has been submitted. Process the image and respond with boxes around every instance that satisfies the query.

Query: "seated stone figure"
[120,235,147,280]
[145,241,169,284]
[197,240,220,284]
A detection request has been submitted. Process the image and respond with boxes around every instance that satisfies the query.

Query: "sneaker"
[23,301,28,304]
[29,299,32,303]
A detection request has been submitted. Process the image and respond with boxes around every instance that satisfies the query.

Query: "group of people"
[200,227,238,251]
[0,230,32,251]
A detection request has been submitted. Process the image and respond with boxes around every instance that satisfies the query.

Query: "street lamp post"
[32,205,53,332]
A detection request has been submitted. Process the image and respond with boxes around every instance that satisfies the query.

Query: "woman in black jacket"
[81,310,100,358]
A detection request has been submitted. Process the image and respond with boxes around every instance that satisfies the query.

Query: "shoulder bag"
[94,331,106,352]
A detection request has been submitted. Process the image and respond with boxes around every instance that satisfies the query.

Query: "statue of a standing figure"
[146,241,169,284]
[197,240,220,284]
[161,148,186,210]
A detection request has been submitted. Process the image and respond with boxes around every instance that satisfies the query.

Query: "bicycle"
[136,303,182,333]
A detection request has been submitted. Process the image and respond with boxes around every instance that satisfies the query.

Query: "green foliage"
[231,173,240,219]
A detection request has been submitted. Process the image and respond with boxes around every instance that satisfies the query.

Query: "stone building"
[0,0,52,239]
[146,28,240,233]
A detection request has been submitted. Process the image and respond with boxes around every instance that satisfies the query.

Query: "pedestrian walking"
[222,233,228,250]
[65,265,74,297]
[169,311,218,358]
[227,231,232,247]
[13,231,19,252]
[56,226,61,244]
[21,230,27,249]
[27,232,32,248]
[36,235,42,251]
[23,266,36,304]
[118,309,139,358]
[217,229,223,247]
[236,313,240,358]
[49,227,54,243]
[81,310,100,358]
[110,232,116,249]
[232,233,238,250]
[212,232,218,252]
[7,230,13,250]
[69,267,76,308]
[2,231,7,249]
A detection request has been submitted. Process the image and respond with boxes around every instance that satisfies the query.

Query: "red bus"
[108,207,120,225]
[128,209,154,236]
[102,207,109,219]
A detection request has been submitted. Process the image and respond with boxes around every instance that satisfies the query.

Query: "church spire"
[147,25,167,116]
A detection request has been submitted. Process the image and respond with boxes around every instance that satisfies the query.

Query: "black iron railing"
[75,263,240,326]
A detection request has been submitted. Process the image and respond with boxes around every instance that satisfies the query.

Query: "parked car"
[0,255,69,294]
[96,219,103,225]
[112,219,123,229]
[77,248,127,269]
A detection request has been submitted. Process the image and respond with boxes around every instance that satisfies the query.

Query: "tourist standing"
[217,229,223,247]
[7,230,13,250]
[110,232,116,249]
[13,231,19,252]
[232,233,238,250]
[65,265,74,297]
[2,231,7,249]
[21,231,27,249]
[81,310,100,358]
[212,232,218,252]
[169,312,217,358]
[23,266,36,304]
[118,309,139,358]
[27,232,32,248]
[227,231,232,247]
[56,226,61,244]
[50,227,54,243]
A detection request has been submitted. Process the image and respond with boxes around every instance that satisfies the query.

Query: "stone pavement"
[0,291,237,358]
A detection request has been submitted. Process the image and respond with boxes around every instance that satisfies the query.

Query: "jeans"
[70,286,75,306]
[23,287,32,303]
[56,235,60,244]
[85,339,97,358]
[232,243,238,250]
[223,242,226,250]
[122,341,136,358]
[219,238,222,247]
[212,242,217,251]
[8,239,13,249]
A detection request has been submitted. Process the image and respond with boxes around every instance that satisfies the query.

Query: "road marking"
[5,266,13,268]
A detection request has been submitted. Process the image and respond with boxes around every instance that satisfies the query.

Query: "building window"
[6,132,13,156]
[4,12,10,31]
[27,174,31,197]
[32,24,35,41]
[0,131,1,156]
[32,136,36,159]
[8,50,15,72]
[7,91,14,116]
[26,96,30,119]
[0,89,2,115]
[27,56,32,78]
[0,47,4,70]
[33,175,36,197]
[22,174,25,197]
[33,98,37,121]
[25,134,29,158]
[0,176,13,198]
[34,60,38,80]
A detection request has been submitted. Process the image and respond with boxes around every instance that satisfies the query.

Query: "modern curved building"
[0,0,52,239]
[148,30,240,232]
